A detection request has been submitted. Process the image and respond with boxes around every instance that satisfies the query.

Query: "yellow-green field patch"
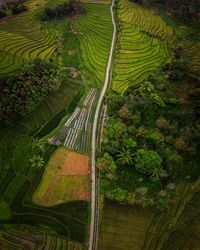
[33,147,90,206]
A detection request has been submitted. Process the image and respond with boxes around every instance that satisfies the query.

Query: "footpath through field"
[89,0,117,249]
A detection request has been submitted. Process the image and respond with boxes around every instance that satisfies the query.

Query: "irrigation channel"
[89,0,117,249]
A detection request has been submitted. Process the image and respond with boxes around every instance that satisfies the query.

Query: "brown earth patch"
[59,151,90,176]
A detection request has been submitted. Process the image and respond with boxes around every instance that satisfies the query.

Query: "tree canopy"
[0,58,63,123]
[134,149,163,175]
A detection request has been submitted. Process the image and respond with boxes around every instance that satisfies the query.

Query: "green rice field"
[118,0,175,42]
[74,2,112,87]
[0,0,66,75]
[111,0,172,94]
[183,41,200,77]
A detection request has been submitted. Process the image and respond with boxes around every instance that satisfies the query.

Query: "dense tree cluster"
[41,3,74,20]
[0,59,63,123]
[41,1,75,21]
[0,1,27,17]
[99,66,200,209]
[11,2,27,15]
[0,10,6,18]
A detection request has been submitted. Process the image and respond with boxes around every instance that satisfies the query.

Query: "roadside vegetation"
[100,68,199,209]
[99,0,200,211]
[99,0,200,249]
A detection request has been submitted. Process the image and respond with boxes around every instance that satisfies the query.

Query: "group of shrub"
[40,1,77,21]
[0,1,27,19]
[0,58,63,123]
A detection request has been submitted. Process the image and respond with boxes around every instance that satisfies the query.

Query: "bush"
[106,187,127,203]
[0,10,6,19]
[12,4,27,15]
[41,2,74,21]
[134,149,164,181]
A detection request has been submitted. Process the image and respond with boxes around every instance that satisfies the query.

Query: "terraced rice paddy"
[0,145,88,243]
[118,0,174,42]
[19,80,81,136]
[0,0,61,75]
[99,177,200,250]
[112,0,171,94]
[81,0,111,3]
[141,181,200,250]
[33,147,90,206]
[0,229,85,249]
[183,42,200,77]
[52,87,97,153]
[74,3,112,86]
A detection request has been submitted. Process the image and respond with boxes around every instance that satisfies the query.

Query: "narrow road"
[89,0,116,249]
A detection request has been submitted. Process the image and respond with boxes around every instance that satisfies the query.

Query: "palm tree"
[149,166,163,182]
[116,148,133,165]
[33,139,45,152]
[30,155,45,169]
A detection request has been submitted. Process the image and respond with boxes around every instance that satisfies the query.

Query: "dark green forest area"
[99,67,199,209]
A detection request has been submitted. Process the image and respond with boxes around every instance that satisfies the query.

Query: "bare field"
[60,151,90,176]
[32,147,90,206]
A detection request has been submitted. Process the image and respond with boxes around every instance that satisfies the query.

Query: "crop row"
[53,87,97,154]
[183,42,200,76]
[112,22,171,94]
[0,229,85,249]
[0,50,22,75]
[118,0,174,42]
[74,3,112,86]
[142,182,198,249]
